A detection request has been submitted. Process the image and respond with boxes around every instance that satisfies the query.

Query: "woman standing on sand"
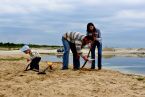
[86,23,102,70]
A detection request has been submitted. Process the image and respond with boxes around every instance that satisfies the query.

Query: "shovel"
[38,62,53,74]
[81,48,91,68]
[24,63,30,71]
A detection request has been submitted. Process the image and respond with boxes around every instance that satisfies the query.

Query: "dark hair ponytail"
[87,22,97,32]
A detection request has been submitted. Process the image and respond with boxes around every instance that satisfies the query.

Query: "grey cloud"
[0,0,145,47]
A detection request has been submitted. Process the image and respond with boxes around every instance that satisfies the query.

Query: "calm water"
[41,54,145,76]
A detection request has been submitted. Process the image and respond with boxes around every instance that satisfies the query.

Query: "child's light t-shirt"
[30,51,41,60]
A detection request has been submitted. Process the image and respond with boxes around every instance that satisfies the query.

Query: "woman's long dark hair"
[87,22,97,32]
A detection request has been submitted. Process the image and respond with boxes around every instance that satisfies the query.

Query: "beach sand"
[0,54,145,97]
[0,48,145,55]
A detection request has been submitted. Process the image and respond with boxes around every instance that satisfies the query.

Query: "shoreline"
[103,67,145,77]
[0,48,145,76]
[0,50,145,76]
[0,48,145,55]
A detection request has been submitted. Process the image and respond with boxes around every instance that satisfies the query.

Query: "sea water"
[41,54,145,76]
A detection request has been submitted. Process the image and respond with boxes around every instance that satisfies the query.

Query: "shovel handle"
[24,64,30,71]
[81,49,91,68]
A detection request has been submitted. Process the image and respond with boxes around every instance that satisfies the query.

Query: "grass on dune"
[0,57,25,61]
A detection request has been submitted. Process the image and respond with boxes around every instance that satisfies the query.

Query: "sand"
[0,54,145,97]
[0,48,145,55]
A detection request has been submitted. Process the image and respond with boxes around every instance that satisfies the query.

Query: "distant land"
[0,42,62,50]
[1,42,145,50]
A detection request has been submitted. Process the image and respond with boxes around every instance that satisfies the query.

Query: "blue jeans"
[62,37,80,69]
[62,37,70,69]
[91,41,102,69]
[69,42,80,69]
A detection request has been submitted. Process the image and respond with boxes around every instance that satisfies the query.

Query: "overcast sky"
[0,0,145,47]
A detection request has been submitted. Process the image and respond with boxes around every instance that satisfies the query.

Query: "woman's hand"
[96,38,102,41]
[88,43,92,49]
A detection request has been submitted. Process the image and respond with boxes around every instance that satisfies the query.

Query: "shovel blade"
[38,72,46,74]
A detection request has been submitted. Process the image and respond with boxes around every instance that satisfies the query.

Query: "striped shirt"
[63,32,85,54]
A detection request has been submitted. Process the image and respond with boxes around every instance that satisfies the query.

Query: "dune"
[0,54,145,97]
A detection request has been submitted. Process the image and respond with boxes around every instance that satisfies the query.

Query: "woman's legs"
[91,41,102,70]
[91,42,96,69]
[97,42,102,70]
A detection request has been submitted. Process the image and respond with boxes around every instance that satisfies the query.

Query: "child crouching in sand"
[20,45,41,72]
